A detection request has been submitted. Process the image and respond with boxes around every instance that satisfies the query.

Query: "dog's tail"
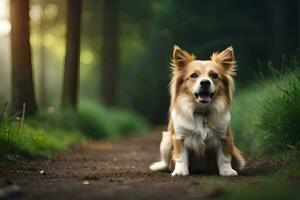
[149,161,168,171]
[232,147,246,171]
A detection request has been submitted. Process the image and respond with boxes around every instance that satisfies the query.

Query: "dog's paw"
[171,163,189,177]
[219,168,238,176]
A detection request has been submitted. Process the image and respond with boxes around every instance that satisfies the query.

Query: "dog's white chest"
[171,109,230,143]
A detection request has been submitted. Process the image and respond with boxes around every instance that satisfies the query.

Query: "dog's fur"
[150,45,245,176]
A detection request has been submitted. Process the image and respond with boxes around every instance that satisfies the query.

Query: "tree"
[62,0,82,109]
[267,0,299,65]
[10,0,37,115]
[101,0,119,106]
[39,1,47,107]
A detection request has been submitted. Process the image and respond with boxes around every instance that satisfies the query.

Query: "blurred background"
[0,0,300,159]
[1,0,299,123]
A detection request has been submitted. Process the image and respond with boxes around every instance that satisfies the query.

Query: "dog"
[150,45,245,176]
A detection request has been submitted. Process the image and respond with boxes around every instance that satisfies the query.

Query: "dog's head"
[170,45,236,112]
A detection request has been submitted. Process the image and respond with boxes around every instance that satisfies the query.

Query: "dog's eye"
[210,73,218,79]
[190,73,198,78]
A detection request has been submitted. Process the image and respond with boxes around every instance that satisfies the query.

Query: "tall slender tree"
[268,0,298,65]
[62,0,82,109]
[39,1,47,107]
[298,0,300,48]
[10,0,37,115]
[101,0,119,106]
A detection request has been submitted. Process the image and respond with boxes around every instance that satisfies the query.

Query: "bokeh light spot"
[44,4,58,20]
[30,4,43,21]
[0,19,11,36]
[81,49,94,65]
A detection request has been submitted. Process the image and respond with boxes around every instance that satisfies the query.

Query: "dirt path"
[0,130,283,200]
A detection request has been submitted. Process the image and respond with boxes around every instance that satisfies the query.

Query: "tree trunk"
[268,0,298,66]
[62,0,82,109]
[101,0,119,106]
[10,0,37,115]
[298,0,300,47]
[39,2,47,107]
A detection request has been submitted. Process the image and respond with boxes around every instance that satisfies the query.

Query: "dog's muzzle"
[194,79,215,104]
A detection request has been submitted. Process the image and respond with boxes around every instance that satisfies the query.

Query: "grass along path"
[0,130,299,200]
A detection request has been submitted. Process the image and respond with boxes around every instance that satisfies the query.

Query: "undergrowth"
[232,67,300,154]
[0,99,149,161]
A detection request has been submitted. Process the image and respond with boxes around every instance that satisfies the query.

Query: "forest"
[0,0,299,199]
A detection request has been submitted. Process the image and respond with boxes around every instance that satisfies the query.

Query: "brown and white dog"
[150,45,245,176]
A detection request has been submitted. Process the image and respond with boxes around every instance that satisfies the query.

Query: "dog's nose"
[200,79,211,87]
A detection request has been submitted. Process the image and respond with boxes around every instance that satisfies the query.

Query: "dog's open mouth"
[194,92,215,104]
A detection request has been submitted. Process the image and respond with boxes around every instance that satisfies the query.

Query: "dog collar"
[194,111,209,128]
[203,117,208,127]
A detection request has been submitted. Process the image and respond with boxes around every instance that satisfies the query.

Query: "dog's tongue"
[198,93,210,103]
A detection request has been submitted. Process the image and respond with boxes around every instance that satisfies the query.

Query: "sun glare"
[0,19,10,36]
[0,0,10,36]
[0,0,8,19]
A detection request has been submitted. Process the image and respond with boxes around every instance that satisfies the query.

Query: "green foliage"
[78,99,150,139]
[259,72,300,152]
[0,114,84,161]
[231,69,300,153]
[231,81,279,153]
[0,99,149,160]
[28,99,149,139]
[30,108,80,131]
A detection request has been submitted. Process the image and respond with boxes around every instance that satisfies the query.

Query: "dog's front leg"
[171,135,189,176]
[217,141,238,176]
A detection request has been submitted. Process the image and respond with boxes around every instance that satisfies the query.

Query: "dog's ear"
[211,46,236,76]
[171,45,195,69]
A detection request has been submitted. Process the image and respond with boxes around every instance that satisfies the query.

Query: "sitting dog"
[150,45,245,176]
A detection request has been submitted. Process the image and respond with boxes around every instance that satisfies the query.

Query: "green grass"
[0,99,149,160]
[0,115,84,161]
[206,151,300,200]
[231,69,300,154]
[259,72,300,152]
